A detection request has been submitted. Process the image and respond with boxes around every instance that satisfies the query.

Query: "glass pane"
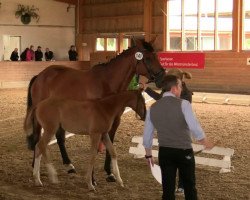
[201,37,214,50]
[186,36,197,51]
[184,0,198,51]
[169,0,181,51]
[169,0,181,31]
[107,38,116,51]
[217,0,233,50]
[200,0,215,50]
[244,0,250,50]
[170,33,181,51]
[123,38,129,50]
[96,38,104,51]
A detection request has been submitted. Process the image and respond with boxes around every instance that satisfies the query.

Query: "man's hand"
[146,156,154,167]
[198,138,214,150]
[145,148,154,166]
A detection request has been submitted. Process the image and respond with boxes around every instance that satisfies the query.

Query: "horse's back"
[31,65,103,104]
[38,98,111,134]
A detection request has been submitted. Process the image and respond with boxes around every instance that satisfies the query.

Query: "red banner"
[158,52,205,69]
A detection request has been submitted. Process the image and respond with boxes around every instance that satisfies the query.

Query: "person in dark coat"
[68,45,78,61]
[35,46,43,61]
[10,48,19,61]
[45,48,54,61]
[20,48,29,61]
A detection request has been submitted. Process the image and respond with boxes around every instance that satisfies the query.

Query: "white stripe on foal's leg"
[33,155,43,186]
[112,158,124,187]
[46,163,58,184]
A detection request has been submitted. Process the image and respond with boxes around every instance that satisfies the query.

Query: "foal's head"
[133,89,146,121]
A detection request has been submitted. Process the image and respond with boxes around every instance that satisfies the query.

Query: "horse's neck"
[99,49,137,92]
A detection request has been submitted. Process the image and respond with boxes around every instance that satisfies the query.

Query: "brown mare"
[24,89,146,191]
[25,39,165,183]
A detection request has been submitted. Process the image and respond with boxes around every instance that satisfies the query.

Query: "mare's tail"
[24,75,38,150]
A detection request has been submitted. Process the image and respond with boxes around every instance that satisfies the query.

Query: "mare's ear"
[134,38,144,49]
[149,35,157,45]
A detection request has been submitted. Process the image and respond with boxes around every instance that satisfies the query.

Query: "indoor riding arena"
[1,0,250,200]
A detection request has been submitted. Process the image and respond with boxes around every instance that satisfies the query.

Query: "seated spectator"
[10,48,19,61]
[35,46,43,61]
[26,45,35,61]
[44,48,54,61]
[68,45,78,61]
[20,48,29,61]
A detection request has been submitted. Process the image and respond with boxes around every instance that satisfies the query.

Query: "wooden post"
[232,0,242,52]
[118,33,124,53]
[163,0,168,51]
[144,0,153,41]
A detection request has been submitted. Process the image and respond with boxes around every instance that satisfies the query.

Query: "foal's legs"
[32,120,42,168]
[33,131,58,186]
[86,133,102,191]
[102,133,124,187]
[55,127,76,173]
[104,116,121,182]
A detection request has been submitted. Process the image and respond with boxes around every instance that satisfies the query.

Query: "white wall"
[0,0,75,60]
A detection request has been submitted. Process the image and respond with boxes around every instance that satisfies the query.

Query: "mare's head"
[131,89,146,121]
[132,39,165,88]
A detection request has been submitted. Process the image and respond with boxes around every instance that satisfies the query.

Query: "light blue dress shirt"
[143,92,205,149]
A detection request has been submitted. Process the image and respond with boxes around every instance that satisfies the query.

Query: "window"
[167,0,233,51]
[123,38,129,50]
[96,38,105,51]
[243,0,250,50]
[96,37,117,51]
[107,38,116,51]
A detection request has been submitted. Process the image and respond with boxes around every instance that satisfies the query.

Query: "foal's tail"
[27,75,38,110]
[24,107,37,150]
[24,75,38,150]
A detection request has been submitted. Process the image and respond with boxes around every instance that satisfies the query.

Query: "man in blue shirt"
[143,75,213,200]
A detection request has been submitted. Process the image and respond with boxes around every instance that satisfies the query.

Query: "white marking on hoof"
[66,163,76,173]
[33,155,42,186]
[34,179,43,187]
[88,183,96,192]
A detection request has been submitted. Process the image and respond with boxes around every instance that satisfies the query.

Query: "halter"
[135,49,165,88]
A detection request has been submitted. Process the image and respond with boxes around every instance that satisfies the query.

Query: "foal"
[24,89,146,191]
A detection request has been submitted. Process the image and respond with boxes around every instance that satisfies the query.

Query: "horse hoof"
[88,185,96,192]
[34,180,43,187]
[68,168,77,174]
[106,174,116,182]
[92,180,97,186]
[51,176,59,184]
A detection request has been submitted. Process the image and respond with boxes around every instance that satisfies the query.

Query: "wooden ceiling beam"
[54,0,77,5]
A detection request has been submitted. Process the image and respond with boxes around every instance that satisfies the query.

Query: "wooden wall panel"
[0,61,90,88]
[185,52,250,94]
[83,17,144,33]
[81,0,144,33]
